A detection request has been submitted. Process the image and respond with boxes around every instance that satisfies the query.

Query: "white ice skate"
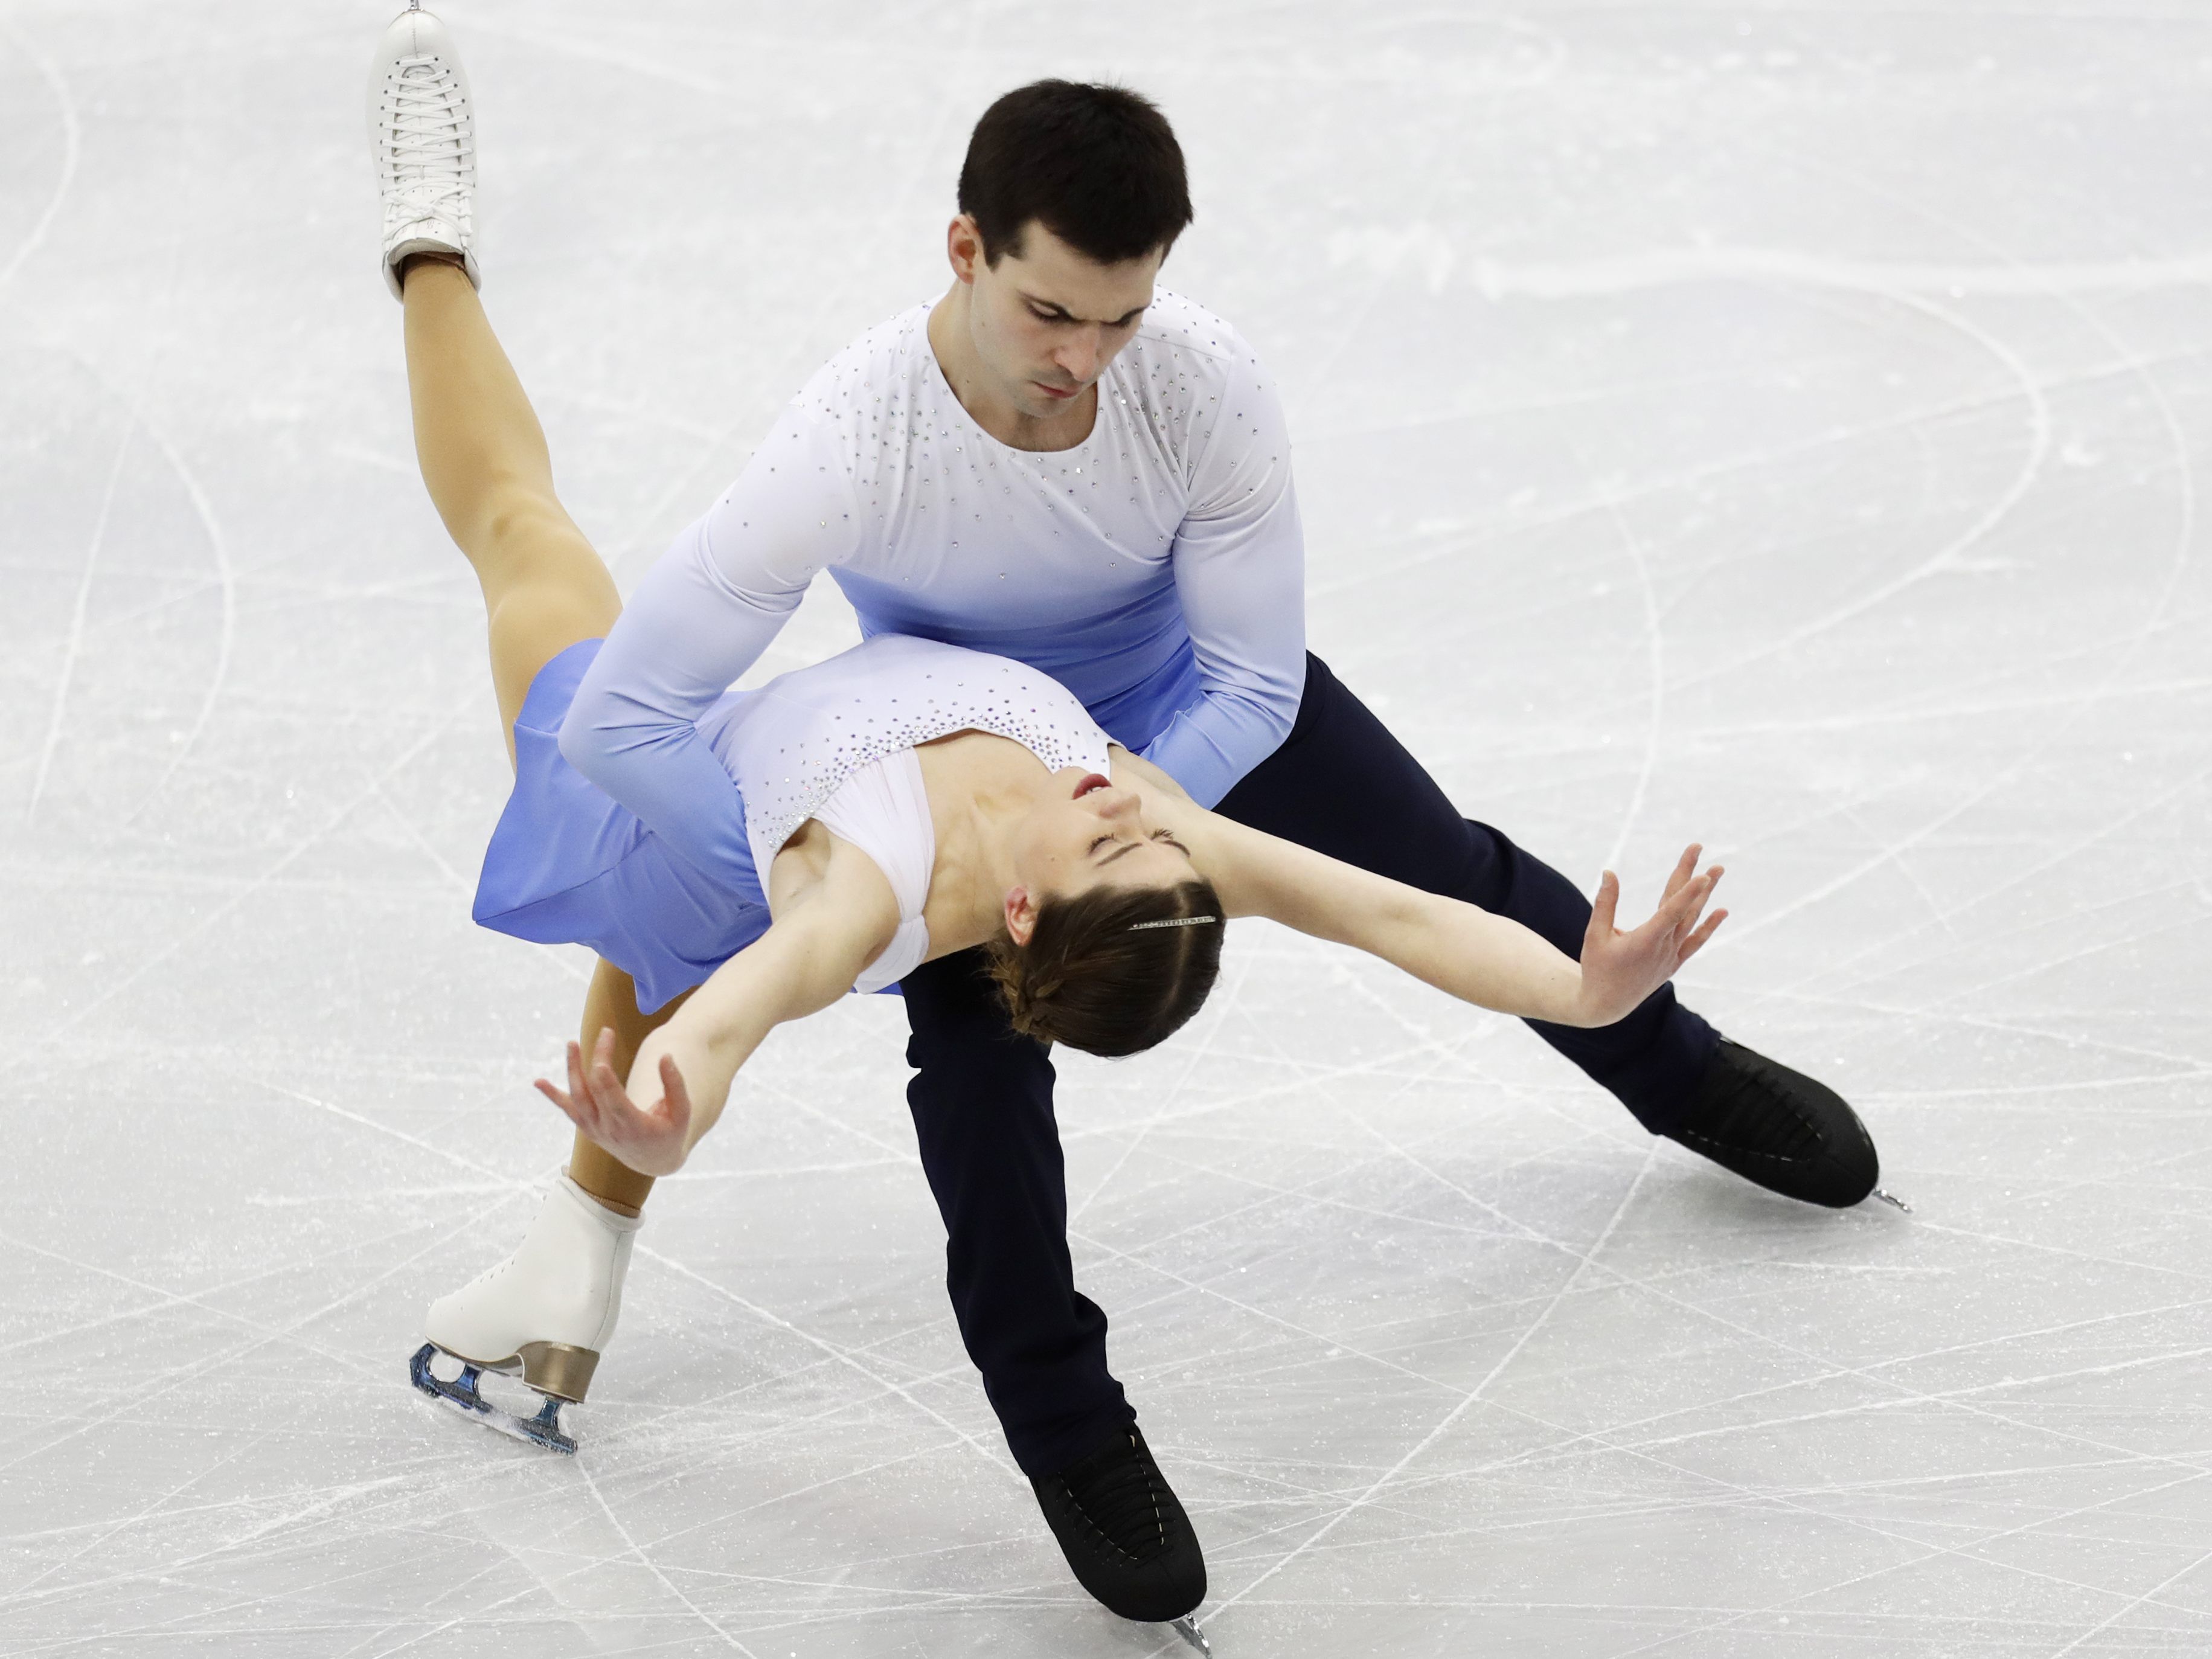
[368,2,481,300]
[409,1173,640,1454]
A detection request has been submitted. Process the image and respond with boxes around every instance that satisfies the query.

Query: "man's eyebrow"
[1025,295,1150,328]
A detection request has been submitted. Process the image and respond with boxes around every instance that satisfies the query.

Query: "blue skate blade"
[408,1342,578,1454]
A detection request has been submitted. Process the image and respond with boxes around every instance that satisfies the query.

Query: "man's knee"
[905,1018,1053,1104]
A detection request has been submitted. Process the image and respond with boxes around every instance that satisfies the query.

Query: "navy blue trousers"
[900,654,1720,1475]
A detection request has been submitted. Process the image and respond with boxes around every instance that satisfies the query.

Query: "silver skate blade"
[1871,1187,1912,1214]
[409,1342,578,1454]
[1170,1614,1211,1655]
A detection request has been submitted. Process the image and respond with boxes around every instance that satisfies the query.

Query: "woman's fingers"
[1664,864,1722,930]
[1678,907,1728,963]
[1588,870,1620,940]
[538,1061,605,1146]
[533,1036,664,1159]
[533,1076,581,1126]
[565,1037,636,1147]
[536,1030,687,1165]
[1597,856,1721,952]
[583,1028,627,1114]
[656,1054,694,1138]
[586,1059,633,1128]
[566,1038,594,1103]
[536,1079,607,1149]
[555,1040,602,1137]
[1670,873,1709,935]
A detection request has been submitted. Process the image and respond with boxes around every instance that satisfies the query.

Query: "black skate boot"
[1031,1425,1208,1643]
[1665,1039,1882,1208]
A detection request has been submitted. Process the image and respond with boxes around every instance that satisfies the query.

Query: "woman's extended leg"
[402,256,620,763]
[402,255,668,1208]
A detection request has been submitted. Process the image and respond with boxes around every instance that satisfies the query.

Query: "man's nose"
[1055,330,1102,383]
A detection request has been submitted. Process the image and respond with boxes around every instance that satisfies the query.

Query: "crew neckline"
[918,297,1106,458]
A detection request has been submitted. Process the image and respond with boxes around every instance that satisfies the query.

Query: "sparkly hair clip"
[1128,915,1220,932]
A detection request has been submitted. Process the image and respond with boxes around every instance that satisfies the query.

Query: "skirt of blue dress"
[471,639,773,1015]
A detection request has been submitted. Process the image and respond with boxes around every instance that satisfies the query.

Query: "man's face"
[958,219,1164,423]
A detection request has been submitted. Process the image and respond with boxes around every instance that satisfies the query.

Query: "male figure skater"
[380,19,1882,1630]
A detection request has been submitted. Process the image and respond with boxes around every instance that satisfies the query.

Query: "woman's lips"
[1073,772,1112,798]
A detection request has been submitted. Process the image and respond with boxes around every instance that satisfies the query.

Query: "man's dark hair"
[957,79,1193,268]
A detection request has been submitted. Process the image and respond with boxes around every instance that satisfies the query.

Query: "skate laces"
[1058,1434,1175,1564]
[382,56,472,216]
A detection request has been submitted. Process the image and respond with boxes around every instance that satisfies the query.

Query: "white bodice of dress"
[695,635,1114,988]
[809,748,934,993]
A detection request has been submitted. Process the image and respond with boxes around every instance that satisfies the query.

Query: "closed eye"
[1028,303,1150,329]
[1091,829,1190,864]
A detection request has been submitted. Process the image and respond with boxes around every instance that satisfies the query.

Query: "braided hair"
[987,877,1224,1056]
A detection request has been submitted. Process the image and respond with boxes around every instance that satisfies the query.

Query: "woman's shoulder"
[761,820,903,950]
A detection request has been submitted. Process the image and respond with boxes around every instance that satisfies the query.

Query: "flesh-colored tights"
[566,960,690,1216]
[399,255,678,1220]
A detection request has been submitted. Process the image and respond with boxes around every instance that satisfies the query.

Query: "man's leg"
[1216,654,1716,1131]
[899,949,1135,1477]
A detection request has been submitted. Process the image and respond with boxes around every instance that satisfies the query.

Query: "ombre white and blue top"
[473,634,1113,1012]
[554,291,1306,912]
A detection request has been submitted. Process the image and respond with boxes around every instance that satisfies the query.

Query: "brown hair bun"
[987,877,1224,1057]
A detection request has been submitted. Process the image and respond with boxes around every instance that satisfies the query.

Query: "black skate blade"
[1170,1615,1211,1655]
[408,1342,578,1454]
[1871,1187,1912,1215]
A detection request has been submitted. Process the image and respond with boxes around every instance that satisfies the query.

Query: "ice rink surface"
[5,0,2210,1652]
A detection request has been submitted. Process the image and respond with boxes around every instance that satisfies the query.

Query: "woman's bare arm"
[536,841,899,1173]
[1112,751,1726,1028]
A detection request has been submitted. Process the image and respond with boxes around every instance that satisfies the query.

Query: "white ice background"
[3,2,2210,1654]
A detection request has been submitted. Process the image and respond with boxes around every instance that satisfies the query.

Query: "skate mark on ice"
[0,15,79,297]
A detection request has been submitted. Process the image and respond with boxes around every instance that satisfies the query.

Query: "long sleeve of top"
[558,289,1306,866]
[1135,343,1305,804]
[557,408,859,890]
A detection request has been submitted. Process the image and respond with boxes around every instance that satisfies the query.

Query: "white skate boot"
[409,1173,641,1454]
[367,3,481,300]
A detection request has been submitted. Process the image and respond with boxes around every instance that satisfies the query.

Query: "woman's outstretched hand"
[534,1026,694,1177]
[1573,845,1728,1028]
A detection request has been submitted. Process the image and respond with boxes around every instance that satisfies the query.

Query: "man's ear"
[946,214,984,284]
[1003,884,1037,946]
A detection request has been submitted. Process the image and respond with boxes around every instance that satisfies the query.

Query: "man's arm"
[1138,345,1307,807]
[556,402,860,889]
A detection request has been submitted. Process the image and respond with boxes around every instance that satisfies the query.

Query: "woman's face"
[1003,768,1194,940]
